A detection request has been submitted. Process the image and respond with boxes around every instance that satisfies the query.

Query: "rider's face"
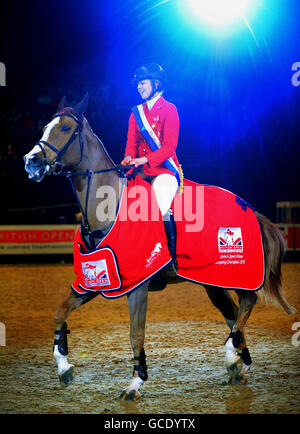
[137,79,153,100]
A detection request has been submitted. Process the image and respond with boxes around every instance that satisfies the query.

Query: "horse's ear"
[58,96,66,112]
[74,92,89,117]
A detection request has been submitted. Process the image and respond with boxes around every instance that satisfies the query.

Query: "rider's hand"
[130,157,148,168]
[121,155,133,166]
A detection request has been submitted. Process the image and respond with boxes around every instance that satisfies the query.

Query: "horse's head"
[24,93,89,182]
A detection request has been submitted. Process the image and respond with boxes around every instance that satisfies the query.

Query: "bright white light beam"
[185,0,252,28]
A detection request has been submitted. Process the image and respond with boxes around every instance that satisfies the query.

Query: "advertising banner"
[0,225,78,255]
[277,224,300,251]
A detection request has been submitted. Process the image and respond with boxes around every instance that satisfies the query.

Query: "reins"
[63,164,128,244]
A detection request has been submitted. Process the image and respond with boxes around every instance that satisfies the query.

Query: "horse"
[24,94,295,400]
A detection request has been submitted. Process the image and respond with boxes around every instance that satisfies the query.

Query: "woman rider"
[121,63,183,275]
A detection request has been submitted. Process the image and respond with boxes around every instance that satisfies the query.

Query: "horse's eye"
[61,125,71,132]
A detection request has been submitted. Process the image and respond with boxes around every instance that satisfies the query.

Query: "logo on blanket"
[146,242,163,268]
[82,260,111,287]
[218,227,243,253]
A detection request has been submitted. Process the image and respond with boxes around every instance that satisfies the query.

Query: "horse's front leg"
[120,283,148,401]
[53,291,97,387]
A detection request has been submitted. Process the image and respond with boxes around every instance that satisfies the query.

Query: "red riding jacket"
[124,96,180,179]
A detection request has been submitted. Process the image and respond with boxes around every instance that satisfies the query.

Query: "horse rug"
[72,176,265,299]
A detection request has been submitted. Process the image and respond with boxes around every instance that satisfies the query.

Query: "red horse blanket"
[72,176,265,299]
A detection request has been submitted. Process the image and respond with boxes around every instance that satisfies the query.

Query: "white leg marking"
[127,376,144,392]
[225,338,241,367]
[241,363,251,375]
[53,345,74,375]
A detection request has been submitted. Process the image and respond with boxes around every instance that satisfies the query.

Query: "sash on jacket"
[131,104,181,186]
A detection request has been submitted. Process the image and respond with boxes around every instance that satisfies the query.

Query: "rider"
[121,63,183,275]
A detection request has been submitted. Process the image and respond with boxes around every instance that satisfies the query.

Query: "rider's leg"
[152,174,178,274]
[163,209,177,274]
[152,173,178,216]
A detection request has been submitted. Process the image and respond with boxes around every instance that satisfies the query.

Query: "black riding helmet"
[132,63,165,93]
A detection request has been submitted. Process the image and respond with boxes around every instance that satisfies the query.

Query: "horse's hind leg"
[120,283,148,401]
[225,290,257,385]
[204,286,239,331]
[204,286,255,384]
[53,290,97,387]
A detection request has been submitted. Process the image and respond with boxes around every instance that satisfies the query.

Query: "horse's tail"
[256,212,296,315]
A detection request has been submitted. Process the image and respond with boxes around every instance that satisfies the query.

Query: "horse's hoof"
[228,359,242,374]
[227,360,247,385]
[228,373,247,385]
[119,389,140,401]
[59,365,75,388]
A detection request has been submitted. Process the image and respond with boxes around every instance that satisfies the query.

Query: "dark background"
[0,0,299,224]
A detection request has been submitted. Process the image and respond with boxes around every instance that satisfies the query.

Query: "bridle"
[38,111,84,175]
[38,110,130,246]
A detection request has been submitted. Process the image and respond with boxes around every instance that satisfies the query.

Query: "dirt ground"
[0,262,299,414]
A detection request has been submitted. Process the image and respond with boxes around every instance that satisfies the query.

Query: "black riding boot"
[163,209,177,277]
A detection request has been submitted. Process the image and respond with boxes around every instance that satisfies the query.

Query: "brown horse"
[24,94,295,400]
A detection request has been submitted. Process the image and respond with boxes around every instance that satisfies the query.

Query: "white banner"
[0,225,79,255]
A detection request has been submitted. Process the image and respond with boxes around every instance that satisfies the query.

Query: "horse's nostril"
[24,154,40,168]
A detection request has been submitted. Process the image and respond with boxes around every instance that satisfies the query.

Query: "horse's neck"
[74,119,122,234]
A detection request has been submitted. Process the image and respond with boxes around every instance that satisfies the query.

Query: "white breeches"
[152,174,178,216]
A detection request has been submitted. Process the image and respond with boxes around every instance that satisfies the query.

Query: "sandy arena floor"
[0,262,299,414]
